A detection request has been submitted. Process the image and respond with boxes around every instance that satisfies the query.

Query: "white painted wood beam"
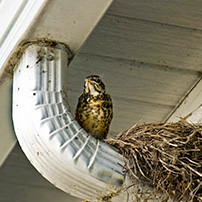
[0,79,16,166]
[166,77,202,123]
[23,0,114,54]
[0,0,47,167]
[0,0,47,72]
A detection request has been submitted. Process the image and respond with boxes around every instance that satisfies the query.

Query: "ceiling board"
[81,14,202,71]
[108,0,202,30]
[0,144,82,202]
[1,1,202,201]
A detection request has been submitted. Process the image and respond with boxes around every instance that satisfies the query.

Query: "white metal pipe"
[12,43,126,201]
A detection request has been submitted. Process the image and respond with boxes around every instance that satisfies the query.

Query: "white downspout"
[12,42,126,201]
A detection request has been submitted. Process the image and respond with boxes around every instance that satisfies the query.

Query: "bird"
[75,75,113,140]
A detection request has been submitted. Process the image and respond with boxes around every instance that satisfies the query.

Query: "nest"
[106,121,202,201]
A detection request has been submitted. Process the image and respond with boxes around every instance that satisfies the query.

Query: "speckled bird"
[75,75,113,140]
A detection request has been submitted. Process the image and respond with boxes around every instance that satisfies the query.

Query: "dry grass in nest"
[106,120,202,201]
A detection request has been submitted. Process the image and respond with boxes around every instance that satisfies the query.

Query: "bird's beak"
[85,78,89,83]
[85,79,90,87]
[84,79,91,93]
[85,79,95,87]
[85,78,93,84]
